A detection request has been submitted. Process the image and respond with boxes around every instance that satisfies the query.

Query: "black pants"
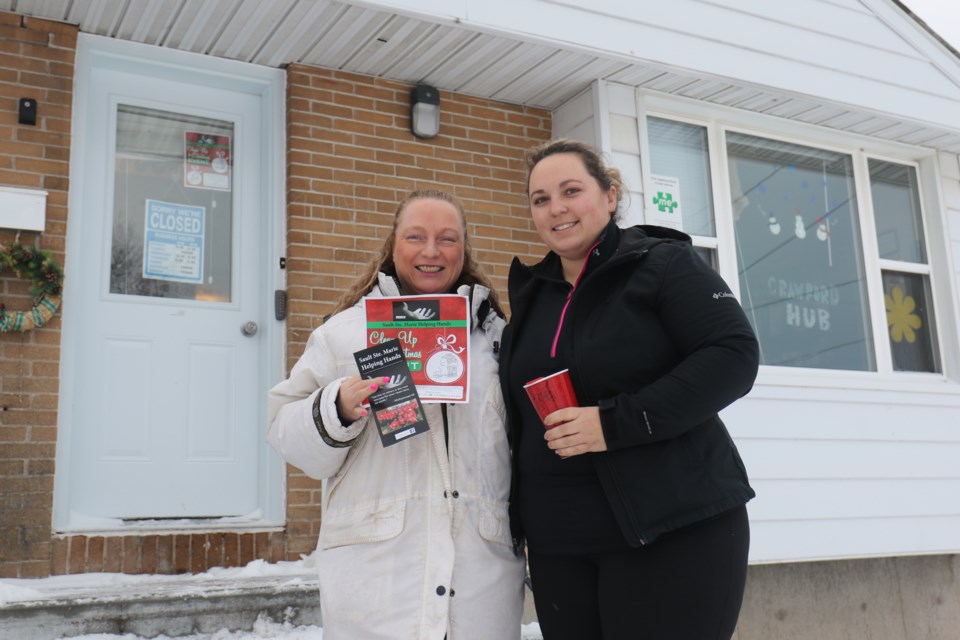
[528,505,749,640]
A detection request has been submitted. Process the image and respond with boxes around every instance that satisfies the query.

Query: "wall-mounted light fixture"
[18,98,37,126]
[410,84,440,139]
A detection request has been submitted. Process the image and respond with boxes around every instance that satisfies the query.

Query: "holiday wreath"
[0,242,63,332]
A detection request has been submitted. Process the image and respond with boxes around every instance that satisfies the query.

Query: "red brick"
[187,534,204,573]
[68,536,87,574]
[50,536,68,575]
[210,533,226,568]
[122,537,140,574]
[156,535,174,574]
[173,534,191,574]
[18,560,49,577]
[238,533,255,567]
[140,535,158,574]
[86,536,104,573]
[103,537,122,573]
[223,532,239,567]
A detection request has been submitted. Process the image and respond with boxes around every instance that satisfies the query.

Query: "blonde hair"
[328,189,504,318]
[524,138,625,220]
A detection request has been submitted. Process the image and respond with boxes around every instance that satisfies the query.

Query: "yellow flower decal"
[885,286,922,343]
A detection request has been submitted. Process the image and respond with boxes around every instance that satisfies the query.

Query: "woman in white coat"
[267,189,525,640]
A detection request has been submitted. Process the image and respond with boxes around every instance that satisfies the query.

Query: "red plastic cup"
[523,369,578,428]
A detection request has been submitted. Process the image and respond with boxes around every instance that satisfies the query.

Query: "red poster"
[364,295,470,403]
[184,132,231,191]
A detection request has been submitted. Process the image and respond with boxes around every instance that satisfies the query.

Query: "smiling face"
[392,197,465,295]
[528,152,617,271]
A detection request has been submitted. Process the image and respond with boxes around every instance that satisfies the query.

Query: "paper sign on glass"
[184,132,232,192]
[364,295,470,403]
[353,339,429,447]
[649,174,684,231]
[523,369,578,429]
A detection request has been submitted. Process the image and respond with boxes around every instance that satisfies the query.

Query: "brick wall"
[0,13,75,579]
[48,532,288,575]
[0,16,294,579]
[281,64,551,557]
[0,29,551,577]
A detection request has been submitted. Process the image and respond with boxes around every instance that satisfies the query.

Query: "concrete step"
[0,572,322,639]
[1,560,541,639]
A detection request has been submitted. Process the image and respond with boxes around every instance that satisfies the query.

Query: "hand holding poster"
[364,295,470,403]
[353,339,429,447]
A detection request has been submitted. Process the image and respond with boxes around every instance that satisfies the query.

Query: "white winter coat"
[267,274,525,640]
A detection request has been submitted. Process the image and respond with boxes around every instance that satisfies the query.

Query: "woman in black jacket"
[500,139,760,639]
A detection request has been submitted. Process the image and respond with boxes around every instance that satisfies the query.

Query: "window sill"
[753,365,959,398]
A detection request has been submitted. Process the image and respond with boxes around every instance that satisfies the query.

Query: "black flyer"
[353,339,429,447]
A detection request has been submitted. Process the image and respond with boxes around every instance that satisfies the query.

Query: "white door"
[59,40,280,523]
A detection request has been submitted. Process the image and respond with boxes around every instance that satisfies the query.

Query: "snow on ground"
[65,614,326,640]
[0,558,316,605]
[61,618,545,639]
[0,556,543,639]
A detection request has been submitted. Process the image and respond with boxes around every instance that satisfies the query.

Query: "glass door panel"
[111,105,234,303]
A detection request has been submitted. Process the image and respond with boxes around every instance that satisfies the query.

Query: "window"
[642,109,946,376]
[111,105,234,302]
[869,160,940,372]
[647,116,718,270]
[727,132,874,371]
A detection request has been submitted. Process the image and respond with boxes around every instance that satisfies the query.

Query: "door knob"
[241,321,258,336]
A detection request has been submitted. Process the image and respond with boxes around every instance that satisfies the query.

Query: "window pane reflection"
[869,160,926,263]
[727,132,874,371]
[692,246,718,272]
[883,271,939,372]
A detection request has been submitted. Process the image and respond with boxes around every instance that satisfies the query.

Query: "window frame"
[637,105,728,274]
[862,153,941,373]
[635,89,958,387]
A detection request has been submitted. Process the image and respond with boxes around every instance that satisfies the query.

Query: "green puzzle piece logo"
[652,192,679,213]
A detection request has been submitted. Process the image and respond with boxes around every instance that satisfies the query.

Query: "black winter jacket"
[500,221,759,549]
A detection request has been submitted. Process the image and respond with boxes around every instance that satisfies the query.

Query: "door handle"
[241,321,258,337]
[275,289,287,320]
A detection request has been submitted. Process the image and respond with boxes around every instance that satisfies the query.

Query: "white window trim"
[634,89,960,393]
[878,260,932,275]
[860,152,942,374]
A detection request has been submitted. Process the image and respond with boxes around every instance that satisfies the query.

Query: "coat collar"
[507,221,692,319]
[523,218,622,284]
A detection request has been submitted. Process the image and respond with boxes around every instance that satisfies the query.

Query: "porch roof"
[7,0,960,154]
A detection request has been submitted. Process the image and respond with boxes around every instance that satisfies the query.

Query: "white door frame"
[54,34,287,533]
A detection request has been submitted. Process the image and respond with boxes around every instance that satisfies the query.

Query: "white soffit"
[5,0,960,153]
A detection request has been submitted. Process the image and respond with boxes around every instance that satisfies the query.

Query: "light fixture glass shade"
[410,85,440,139]
[412,103,439,138]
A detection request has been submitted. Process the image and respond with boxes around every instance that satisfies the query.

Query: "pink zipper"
[550,239,603,357]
